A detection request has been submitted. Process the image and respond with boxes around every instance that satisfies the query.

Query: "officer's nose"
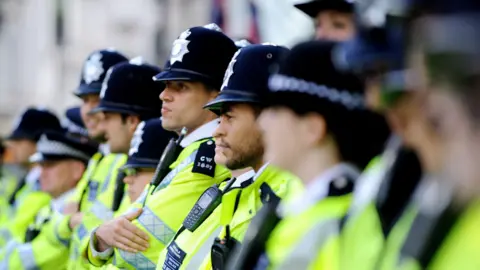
[160,88,173,103]
[213,118,225,139]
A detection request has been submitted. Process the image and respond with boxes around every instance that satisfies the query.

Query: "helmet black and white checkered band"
[268,74,366,110]
[31,135,91,162]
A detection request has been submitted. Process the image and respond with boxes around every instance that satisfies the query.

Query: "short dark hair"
[218,102,263,119]
[288,96,390,170]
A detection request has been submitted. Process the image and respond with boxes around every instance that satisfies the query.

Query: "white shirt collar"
[282,163,360,216]
[51,189,76,213]
[180,119,219,148]
[26,166,42,186]
[99,144,110,155]
[254,162,270,182]
[231,170,256,188]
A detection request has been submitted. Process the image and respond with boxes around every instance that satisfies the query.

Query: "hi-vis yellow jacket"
[86,138,231,269]
[156,165,303,270]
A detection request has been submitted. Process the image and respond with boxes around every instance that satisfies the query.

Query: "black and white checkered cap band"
[33,135,91,161]
[268,74,366,110]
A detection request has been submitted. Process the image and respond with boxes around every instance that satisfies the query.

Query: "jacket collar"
[180,119,218,148]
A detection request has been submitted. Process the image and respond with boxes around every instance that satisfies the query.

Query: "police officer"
[65,49,129,211]
[0,108,63,245]
[42,49,129,268]
[393,2,480,269]
[248,41,388,270]
[0,129,97,270]
[87,24,236,269]
[153,44,302,270]
[294,0,356,41]
[67,58,164,269]
[332,1,458,268]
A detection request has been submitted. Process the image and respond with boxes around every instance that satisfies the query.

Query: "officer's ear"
[124,115,141,133]
[71,160,86,182]
[301,113,328,146]
[204,84,219,101]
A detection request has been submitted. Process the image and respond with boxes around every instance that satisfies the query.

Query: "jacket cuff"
[88,227,113,265]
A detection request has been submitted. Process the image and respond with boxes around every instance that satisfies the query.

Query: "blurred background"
[0,0,314,135]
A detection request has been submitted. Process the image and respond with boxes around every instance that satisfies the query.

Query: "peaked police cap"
[266,41,366,113]
[153,25,238,90]
[74,49,129,97]
[30,131,97,163]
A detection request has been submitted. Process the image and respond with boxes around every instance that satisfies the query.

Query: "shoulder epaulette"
[192,139,216,177]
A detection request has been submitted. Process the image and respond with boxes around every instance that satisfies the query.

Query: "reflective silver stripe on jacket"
[18,243,40,270]
[0,229,12,243]
[54,218,70,247]
[154,150,198,193]
[0,240,19,270]
[77,223,88,240]
[101,155,124,193]
[137,206,175,244]
[276,219,339,270]
[91,200,114,221]
[117,249,156,270]
[185,226,223,270]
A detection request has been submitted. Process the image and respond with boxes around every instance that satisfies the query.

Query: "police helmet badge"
[235,39,251,48]
[129,121,146,156]
[221,49,242,90]
[83,52,105,84]
[203,23,223,32]
[129,56,145,65]
[99,67,114,99]
[170,29,191,65]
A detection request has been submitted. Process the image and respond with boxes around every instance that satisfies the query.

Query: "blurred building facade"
[0,0,312,135]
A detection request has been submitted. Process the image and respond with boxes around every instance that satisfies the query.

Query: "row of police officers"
[0,0,479,269]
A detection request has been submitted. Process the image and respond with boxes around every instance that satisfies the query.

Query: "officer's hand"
[95,208,149,253]
[69,213,84,230]
[63,202,80,214]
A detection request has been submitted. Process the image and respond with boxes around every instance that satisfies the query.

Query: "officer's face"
[101,112,139,154]
[5,139,37,164]
[40,160,85,198]
[259,107,310,175]
[315,11,355,41]
[80,94,105,140]
[122,169,155,202]
[385,92,443,173]
[423,89,480,202]
[213,104,264,170]
[160,81,218,132]
[364,77,383,111]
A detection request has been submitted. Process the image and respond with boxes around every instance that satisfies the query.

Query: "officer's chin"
[214,153,228,167]
[161,119,181,133]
